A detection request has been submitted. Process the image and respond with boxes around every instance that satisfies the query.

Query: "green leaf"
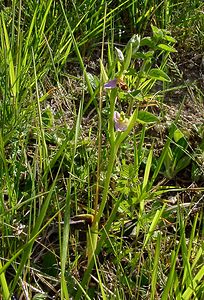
[163,35,177,43]
[133,51,154,59]
[148,68,171,82]
[157,44,177,53]
[151,25,163,40]
[140,37,154,48]
[174,129,184,142]
[124,42,132,70]
[137,111,159,123]
[175,156,191,173]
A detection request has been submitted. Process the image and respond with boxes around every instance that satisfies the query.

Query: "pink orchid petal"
[113,111,129,132]
[104,79,117,89]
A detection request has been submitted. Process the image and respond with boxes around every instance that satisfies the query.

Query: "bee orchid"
[104,78,128,91]
[114,111,129,132]
[104,78,118,89]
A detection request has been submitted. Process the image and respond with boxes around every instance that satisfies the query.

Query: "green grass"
[0,0,204,299]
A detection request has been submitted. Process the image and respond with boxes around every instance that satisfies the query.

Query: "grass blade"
[150,232,161,300]
[0,260,10,300]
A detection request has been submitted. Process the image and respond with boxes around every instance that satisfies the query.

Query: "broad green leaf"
[149,68,171,82]
[151,25,163,40]
[175,156,191,173]
[157,44,177,53]
[133,51,154,59]
[140,37,154,48]
[137,110,159,123]
[174,129,184,142]
[163,35,177,43]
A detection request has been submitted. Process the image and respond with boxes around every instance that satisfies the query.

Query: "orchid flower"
[104,79,118,89]
[104,78,128,91]
[114,111,129,132]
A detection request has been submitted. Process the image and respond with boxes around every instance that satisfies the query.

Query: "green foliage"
[163,127,192,179]
[0,1,203,299]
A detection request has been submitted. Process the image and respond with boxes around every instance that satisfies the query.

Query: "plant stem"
[87,107,138,264]
[87,143,118,264]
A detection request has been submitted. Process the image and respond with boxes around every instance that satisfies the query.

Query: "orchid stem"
[88,143,118,264]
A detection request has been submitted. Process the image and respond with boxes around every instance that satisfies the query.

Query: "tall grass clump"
[0,0,203,299]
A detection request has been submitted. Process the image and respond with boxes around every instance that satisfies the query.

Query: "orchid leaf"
[137,110,159,123]
[148,68,171,82]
